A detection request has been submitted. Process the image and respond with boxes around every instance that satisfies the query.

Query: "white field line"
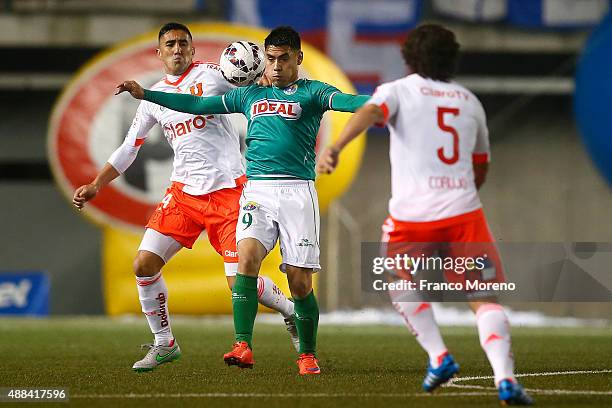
[71,370,612,398]
[449,369,612,382]
[446,369,612,396]
[71,392,496,399]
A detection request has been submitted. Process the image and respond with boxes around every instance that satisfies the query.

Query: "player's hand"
[257,73,272,87]
[115,80,144,99]
[317,146,340,174]
[72,183,99,210]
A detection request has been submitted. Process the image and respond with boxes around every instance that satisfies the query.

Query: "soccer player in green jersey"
[117,26,369,375]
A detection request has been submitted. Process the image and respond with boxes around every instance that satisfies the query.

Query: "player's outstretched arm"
[72,163,120,209]
[115,80,230,115]
[330,93,371,113]
[143,90,229,115]
[317,104,384,175]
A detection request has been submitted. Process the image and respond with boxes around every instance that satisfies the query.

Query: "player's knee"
[237,239,267,276]
[133,253,161,277]
[289,281,310,299]
[287,268,313,298]
[237,250,263,276]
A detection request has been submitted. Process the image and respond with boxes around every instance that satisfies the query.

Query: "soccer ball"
[219,41,265,86]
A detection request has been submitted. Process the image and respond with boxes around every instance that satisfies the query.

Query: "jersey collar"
[164,62,196,86]
[273,78,300,90]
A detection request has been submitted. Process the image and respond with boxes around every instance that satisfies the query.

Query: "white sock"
[391,290,448,368]
[136,272,174,346]
[257,275,295,318]
[476,303,515,385]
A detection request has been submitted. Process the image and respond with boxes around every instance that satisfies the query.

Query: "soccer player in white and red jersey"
[318,24,533,406]
[72,23,298,372]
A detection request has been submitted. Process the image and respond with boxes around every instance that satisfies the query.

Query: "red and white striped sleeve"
[368,82,399,127]
[107,101,157,173]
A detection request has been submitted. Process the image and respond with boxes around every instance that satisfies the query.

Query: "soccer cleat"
[223,341,254,369]
[284,315,300,352]
[297,353,321,375]
[132,340,181,372]
[498,379,534,406]
[422,353,459,392]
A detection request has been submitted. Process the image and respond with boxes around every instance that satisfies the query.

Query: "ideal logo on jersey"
[251,99,302,120]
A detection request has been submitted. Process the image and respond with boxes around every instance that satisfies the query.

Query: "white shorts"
[138,228,239,277]
[236,179,321,271]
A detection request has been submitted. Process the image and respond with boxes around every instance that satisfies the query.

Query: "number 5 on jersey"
[437,106,460,165]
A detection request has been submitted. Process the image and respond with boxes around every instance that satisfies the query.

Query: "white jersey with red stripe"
[108,61,244,196]
[368,73,490,222]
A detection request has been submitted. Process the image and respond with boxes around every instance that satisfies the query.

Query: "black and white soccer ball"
[220,41,265,86]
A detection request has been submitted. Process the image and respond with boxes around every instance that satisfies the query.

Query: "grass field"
[1,317,611,407]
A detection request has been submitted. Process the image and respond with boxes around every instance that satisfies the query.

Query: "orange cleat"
[223,341,254,369]
[297,353,321,375]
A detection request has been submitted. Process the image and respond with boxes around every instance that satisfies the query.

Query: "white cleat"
[284,315,300,352]
[132,340,181,372]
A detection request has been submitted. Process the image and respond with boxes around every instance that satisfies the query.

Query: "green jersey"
[143,79,369,180]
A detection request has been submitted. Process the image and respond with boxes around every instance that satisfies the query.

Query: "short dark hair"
[158,22,192,42]
[264,26,301,50]
[401,24,459,82]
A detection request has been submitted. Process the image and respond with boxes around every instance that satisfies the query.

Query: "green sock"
[294,290,319,355]
[232,274,259,348]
